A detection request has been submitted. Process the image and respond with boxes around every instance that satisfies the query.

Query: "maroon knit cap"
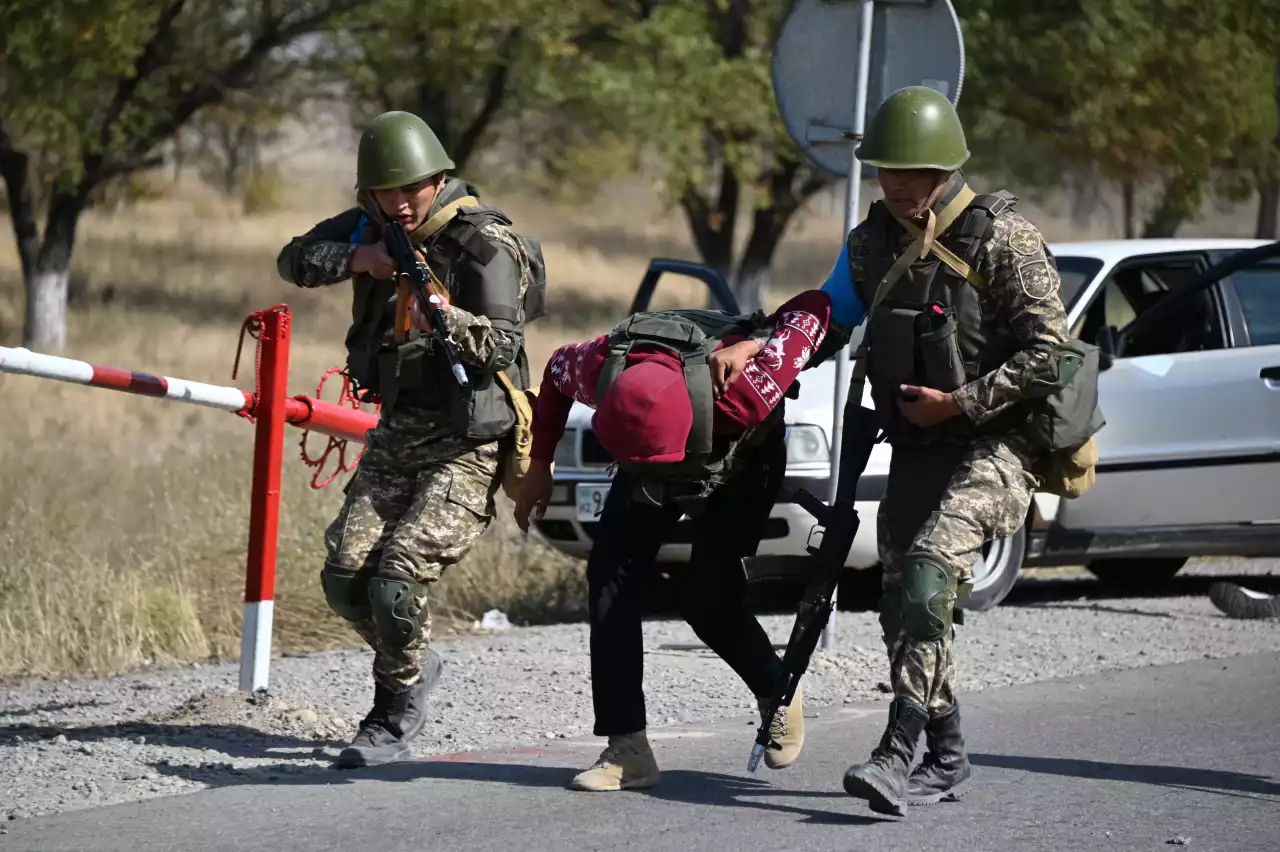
[592,355,692,463]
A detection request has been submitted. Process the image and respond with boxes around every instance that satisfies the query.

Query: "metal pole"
[822,0,876,652]
[239,306,291,696]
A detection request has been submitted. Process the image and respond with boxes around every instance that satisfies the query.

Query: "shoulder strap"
[681,347,714,460]
[594,312,722,461]
[891,184,989,289]
[412,195,480,243]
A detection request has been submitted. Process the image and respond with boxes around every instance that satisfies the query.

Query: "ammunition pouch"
[914,304,967,393]
[320,564,372,624]
[1019,339,1106,500]
[900,554,958,642]
[493,371,548,502]
[368,570,425,650]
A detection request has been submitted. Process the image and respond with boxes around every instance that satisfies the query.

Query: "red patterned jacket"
[530,290,833,463]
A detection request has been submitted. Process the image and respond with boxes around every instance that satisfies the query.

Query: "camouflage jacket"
[276,177,534,463]
[811,174,1070,444]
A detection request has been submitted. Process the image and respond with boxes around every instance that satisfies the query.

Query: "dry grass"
[0,146,1263,684]
[0,165,850,685]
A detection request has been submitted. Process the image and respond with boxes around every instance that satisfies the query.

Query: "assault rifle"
[745,391,882,773]
[384,219,469,388]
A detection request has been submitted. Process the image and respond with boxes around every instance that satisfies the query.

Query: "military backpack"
[595,307,781,509]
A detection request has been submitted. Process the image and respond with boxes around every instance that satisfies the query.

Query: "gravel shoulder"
[2,559,1278,824]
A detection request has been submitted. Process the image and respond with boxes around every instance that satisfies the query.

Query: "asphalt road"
[8,652,1278,852]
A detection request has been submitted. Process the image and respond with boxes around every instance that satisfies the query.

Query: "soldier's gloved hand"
[708,339,762,398]
[896,384,962,427]
[514,460,554,534]
[350,244,397,279]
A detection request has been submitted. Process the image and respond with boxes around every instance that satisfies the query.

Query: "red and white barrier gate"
[0,304,380,695]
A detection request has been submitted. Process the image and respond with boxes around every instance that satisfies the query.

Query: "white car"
[533,240,1280,610]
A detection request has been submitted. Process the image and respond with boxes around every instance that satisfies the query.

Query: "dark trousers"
[586,424,790,736]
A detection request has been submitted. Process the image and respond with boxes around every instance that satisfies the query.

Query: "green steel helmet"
[356,111,456,191]
[855,86,970,171]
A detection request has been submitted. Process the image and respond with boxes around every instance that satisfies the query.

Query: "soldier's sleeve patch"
[1016,258,1057,301]
[1008,226,1042,257]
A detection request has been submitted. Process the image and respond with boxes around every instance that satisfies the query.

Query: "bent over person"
[514,290,834,791]
[276,111,541,768]
[806,86,1080,815]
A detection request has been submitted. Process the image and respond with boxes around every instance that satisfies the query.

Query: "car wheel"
[958,525,1026,612]
[1085,557,1187,589]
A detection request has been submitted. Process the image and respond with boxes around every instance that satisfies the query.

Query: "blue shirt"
[819,242,866,329]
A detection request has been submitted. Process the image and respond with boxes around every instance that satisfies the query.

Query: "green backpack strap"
[680,346,714,460]
[594,311,730,459]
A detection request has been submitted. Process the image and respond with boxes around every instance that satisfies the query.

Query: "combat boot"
[335,648,444,769]
[569,730,661,792]
[842,696,929,816]
[905,700,971,805]
[756,685,805,769]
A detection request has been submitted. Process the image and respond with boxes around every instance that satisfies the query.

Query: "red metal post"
[239,306,291,694]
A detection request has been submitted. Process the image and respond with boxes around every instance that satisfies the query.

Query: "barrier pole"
[239,307,291,695]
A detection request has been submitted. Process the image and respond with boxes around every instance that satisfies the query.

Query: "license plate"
[575,483,610,522]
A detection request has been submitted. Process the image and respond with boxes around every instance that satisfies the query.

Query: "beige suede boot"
[569,730,661,792]
[756,685,805,769]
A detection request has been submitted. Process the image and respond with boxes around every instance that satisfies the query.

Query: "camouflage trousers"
[323,416,502,691]
[876,436,1038,716]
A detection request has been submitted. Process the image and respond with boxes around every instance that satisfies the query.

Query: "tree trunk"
[1122,180,1137,239]
[25,268,71,351]
[1141,179,1192,239]
[678,162,739,295]
[1259,57,1280,240]
[734,209,789,313]
[1257,180,1280,240]
[23,192,87,352]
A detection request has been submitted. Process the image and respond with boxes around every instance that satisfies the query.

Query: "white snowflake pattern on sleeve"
[743,361,784,408]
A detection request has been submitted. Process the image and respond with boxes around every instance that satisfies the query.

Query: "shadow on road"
[138,751,888,823]
[789,570,1280,615]
[972,753,1280,801]
[1000,572,1280,608]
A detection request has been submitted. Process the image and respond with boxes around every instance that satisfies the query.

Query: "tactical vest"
[343,189,546,441]
[853,190,1026,444]
[594,308,782,508]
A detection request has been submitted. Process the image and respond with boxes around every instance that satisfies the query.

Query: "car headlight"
[554,429,578,468]
[785,424,830,465]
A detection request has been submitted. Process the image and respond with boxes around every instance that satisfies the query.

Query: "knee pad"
[900,554,957,641]
[320,564,372,623]
[368,571,425,650]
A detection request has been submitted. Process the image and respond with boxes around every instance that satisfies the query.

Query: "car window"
[1226,264,1280,346]
[1051,256,1104,310]
[1072,255,1227,356]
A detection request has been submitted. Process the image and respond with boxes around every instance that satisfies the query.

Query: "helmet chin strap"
[914,171,953,259]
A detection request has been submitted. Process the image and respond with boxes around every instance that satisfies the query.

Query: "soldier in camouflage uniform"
[276,111,540,768]
[807,87,1072,815]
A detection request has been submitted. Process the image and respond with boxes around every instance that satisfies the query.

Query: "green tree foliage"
[0,0,362,351]
[957,0,1280,237]
[543,0,834,311]
[325,0,613,174]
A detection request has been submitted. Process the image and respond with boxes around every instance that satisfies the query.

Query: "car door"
[1056,246,1280,531]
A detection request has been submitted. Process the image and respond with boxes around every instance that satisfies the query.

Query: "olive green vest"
[596,308,782,509]
[852,189,1026,444]
[343,185,540,440]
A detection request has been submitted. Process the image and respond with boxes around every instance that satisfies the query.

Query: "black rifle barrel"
[746,388,881,772]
